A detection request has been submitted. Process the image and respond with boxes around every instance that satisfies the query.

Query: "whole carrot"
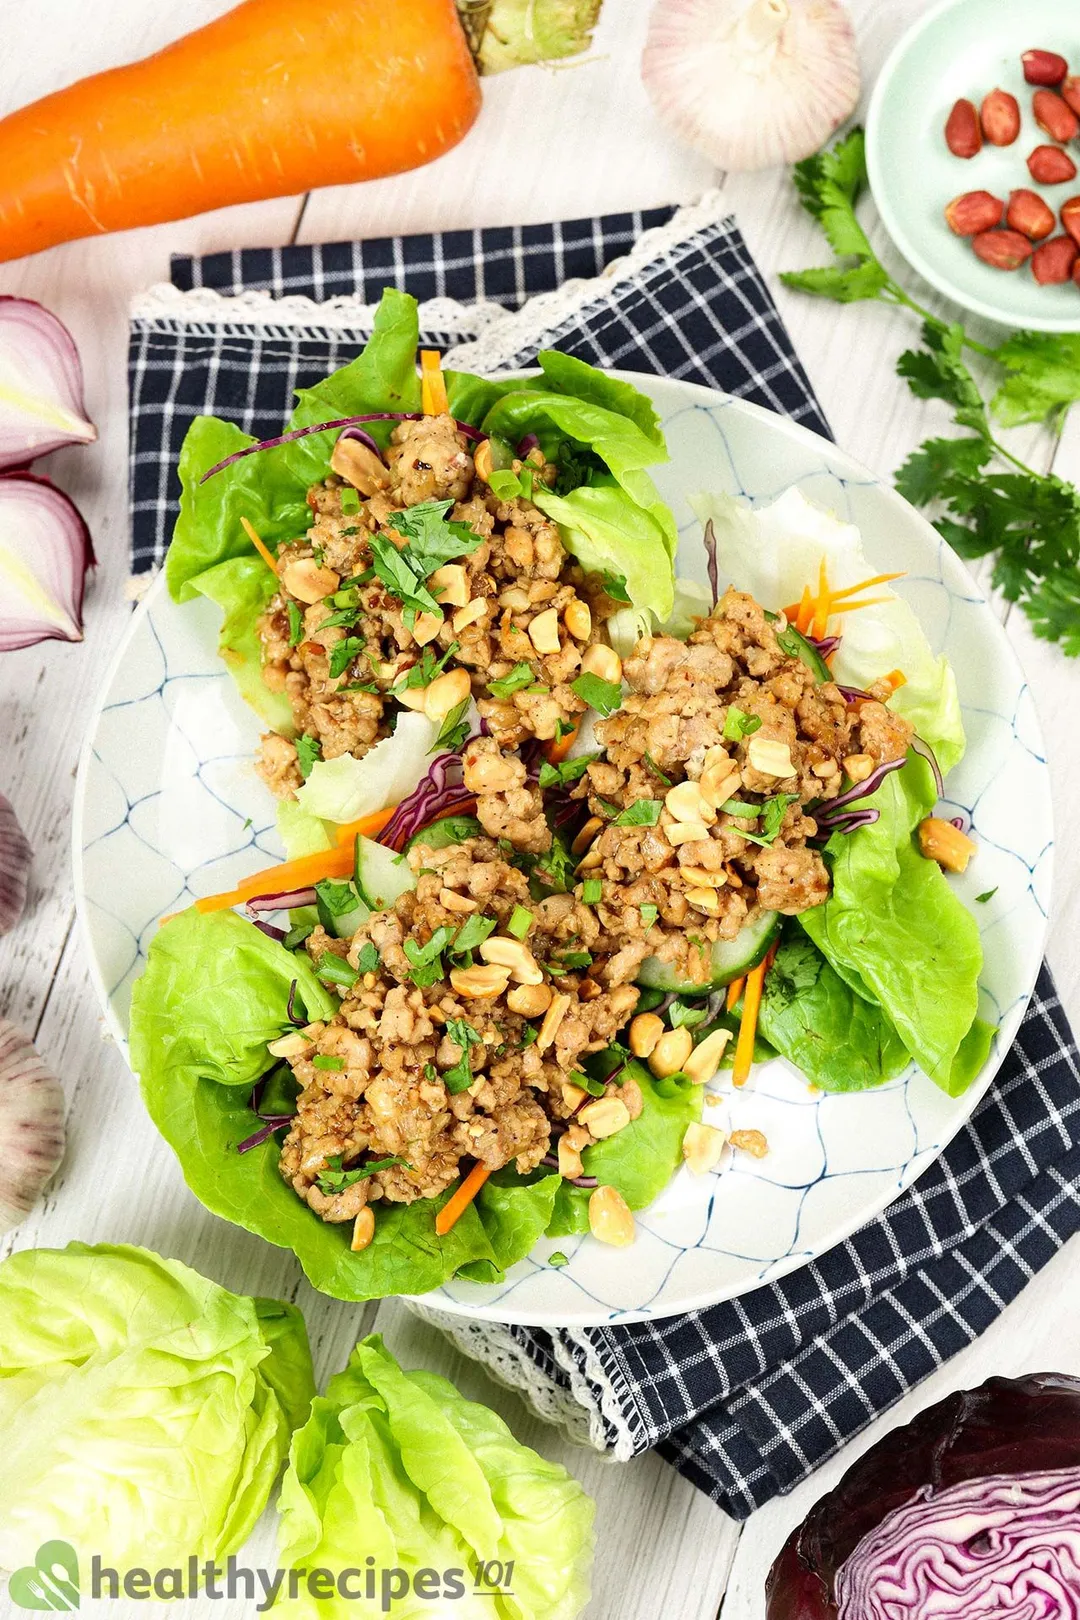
[0,0,481,263]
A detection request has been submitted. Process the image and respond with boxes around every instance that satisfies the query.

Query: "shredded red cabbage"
[910,734,944,797]
[247,886,317,913]
[837,684,870,704]
[335,424,383,457]
[815,753,908,828]
[251,919,287,942]
[286,978,304,1027]
[951,815,967,832]
[541,1153,598,1188]
[516,433,541,456]
[378,747,479,852]
[703,518,719,606]
[237,1117,293,1154]
[809,633,842,660]
[200,412,485,482]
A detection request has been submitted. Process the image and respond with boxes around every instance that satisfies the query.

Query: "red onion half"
[766,1373,1080,1620]
[0,472,94,651]
[0,297,96,469]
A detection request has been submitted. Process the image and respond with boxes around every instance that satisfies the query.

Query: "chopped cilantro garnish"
[554,718,575,741]
[370,500,483,629]
[452,913,497,954]
[521,1024,539,1045]
[364,1155,412,1175]
[552,950,593,971]
[393,642,460,694]
[318,605,362,631]
[538,754,598,790]
[315,879,359,916]
[329,635,366,679]
[355,941,379,974]
[601,572,632,604]
[447,1017,482,1051]
[295,734,322,780]
[760,793,800,842]
[580,1073,607,1097]
[433,698,471,754]
[507,904,534,940]
[316,1155,365,1194]
[316,953,358,988]
[548,1251,569,1268]
[443,1018,482,1095]
[488,662,535,700]
[976,888,998,903]
[582,877,602,904]
[669,1002,709,1030]
[286,600,303,646]
[724,706,763,742]
[284,921,315,950]
[339,487,361,514]
[312,1054,345,1071]
[614,799,662,827]
[643,752,672,786]
[639,903,659,929]
[403,925,456,987]
[571,671,622,717]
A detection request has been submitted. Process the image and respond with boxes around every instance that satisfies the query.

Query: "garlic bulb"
[642,0,861,172]
[0,1021,65,1234]
[0,795,32,935]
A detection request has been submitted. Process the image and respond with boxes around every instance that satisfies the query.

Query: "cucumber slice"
[775,624,830,683]
[636,910,781,993]
[353,836,416,913]
[405,814,482,854]
[314,879,371,941]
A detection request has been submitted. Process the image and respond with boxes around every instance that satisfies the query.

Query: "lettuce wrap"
[129,909,698,1300]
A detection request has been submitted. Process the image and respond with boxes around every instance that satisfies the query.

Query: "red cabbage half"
[766,1373,1080,1619]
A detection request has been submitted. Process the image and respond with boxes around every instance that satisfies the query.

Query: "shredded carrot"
[435,1161,491,1236]
[543,717,582,765]
[726,976,746,1012]
[420,349,449,416]
[240,516,279,575]
[783,568,908,638]
[333,807,398,846]
[732,946,776,1088]
[883,668,907,691]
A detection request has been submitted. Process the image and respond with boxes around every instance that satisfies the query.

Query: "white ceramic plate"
[74,374,1052,1327]
[867,0,1080,333]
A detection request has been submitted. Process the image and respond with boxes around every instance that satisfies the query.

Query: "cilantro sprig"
[372,500,482,629]
[782,127,1080,654]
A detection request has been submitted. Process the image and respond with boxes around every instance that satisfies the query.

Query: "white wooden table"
[2,3,1080,1615]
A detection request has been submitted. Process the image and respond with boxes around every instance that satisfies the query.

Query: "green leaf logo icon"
[8,1541,80,1610]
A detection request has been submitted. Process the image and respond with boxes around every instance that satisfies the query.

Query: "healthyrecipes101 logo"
[8,1542,519,1612]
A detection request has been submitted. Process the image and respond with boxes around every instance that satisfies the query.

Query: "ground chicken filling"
[255,412,620,798]
[571,587,914,988]
[271,582,914,1248]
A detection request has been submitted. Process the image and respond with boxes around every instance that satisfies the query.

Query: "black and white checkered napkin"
[128,204,1080,1519]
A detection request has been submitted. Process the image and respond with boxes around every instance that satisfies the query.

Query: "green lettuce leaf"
[758,931,911,1092]
[536,351,664,447]
[548,1053,701,1237]
[130,910,562,1300]
[0,1242,314,1576]
[481,386,678,560]
[534,485,675,622]
[276,1335,594,1619]
[799,759,990,1095]
[189,553,294,733]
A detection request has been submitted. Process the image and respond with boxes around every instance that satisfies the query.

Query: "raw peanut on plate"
[1006,188,1056,240]
[945,191,1004,235]
[1033,88,1080,143]
[1064,76,1080,118]
[1063,197,1080,246]
[980,88,1020,146]
[1023,49,1068,87]
[1032,235,1080,284]
[1029,145,1078,185]
[972,229,1034,270]
[945,98,982,158]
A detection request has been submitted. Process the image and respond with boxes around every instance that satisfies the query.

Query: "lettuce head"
[0,1242,314,1578]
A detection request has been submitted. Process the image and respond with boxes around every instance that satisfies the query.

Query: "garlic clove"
[642,0,861,172]
[0,795,32,935]
[0,1021,65,1234]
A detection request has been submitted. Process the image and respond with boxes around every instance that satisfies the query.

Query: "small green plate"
[866,0,1080,332]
